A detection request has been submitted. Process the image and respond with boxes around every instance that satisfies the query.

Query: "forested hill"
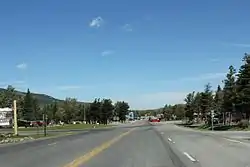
[0,88,62,105]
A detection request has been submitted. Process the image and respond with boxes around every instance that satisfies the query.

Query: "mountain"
[0,88,62,105]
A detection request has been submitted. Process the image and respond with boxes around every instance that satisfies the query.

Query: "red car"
[30,120,45,127]
[151,118,160,122]
[149,117,160,122]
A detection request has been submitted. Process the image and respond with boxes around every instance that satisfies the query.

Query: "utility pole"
[211,110,214,131]
[84,105,86,123]
[13,100,18,136]
[43,113,47,137]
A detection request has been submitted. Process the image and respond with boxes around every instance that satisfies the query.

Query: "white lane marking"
[48,142,57,146]
[225,138,243,144]
[160,132,164,135]
[183,152,196,162]
[168,138,172,142]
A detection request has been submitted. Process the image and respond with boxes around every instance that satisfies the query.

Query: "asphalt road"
[153,122,250,167]
[1,121,250,167]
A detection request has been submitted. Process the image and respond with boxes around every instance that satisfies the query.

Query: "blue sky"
[0,0,249,109]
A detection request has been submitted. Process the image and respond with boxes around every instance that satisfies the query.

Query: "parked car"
[17,120,31,128]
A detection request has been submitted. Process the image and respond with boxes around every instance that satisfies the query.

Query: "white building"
[126,112,134,120]
[0,107,13,127]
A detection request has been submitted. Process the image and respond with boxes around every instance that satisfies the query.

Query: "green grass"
[0,133,74,141]
[199,125,250,131]
[29,133,65,139]
[177,123,250,131]
[18,123,111,131]
[0,134,26,140]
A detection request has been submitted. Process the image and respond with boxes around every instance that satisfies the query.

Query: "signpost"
[13,100,18,135]
[211,110,214,131]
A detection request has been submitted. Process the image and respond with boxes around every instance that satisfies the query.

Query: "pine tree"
[0,85,16,108]
[90,99,101,123]
[52,101,58,121]
[184,91,195,123]
[214,85,223,114]
[200,83,214,120]
[33,98,40,120]
[100,99,114,125]
[23,89,34,121]
[115,101,129,122]
[236,53,250,120]
[222,65,237,124]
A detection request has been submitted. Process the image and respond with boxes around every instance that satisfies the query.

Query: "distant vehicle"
[149,117,160,122]
[28,120,46,127]
[36,120,45,126]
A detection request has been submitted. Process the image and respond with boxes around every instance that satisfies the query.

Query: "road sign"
[211,110,214,118]
[211,110,214,131]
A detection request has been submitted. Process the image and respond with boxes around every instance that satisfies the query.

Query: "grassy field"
[29,132,78,139]
[18,123,111,131]
[0,124,104,143]
[176,123,250,131]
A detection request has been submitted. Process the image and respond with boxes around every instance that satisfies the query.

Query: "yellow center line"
[63,128,135,167]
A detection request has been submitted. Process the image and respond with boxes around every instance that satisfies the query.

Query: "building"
[0,107,13,127]
[126,111,134,120]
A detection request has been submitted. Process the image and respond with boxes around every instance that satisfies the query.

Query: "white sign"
[211,110,214,118]
[0,107,13,126]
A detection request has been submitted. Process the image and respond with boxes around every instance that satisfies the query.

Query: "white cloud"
[132,72,226,109]
[112,92,188,110]
[181,72,226,81]
[122,24,133,32]
[89,16,104,28]
[16,63,27,70]
[0,80,27,89]
[230,43,250,48]
[0,82,6,86]
[210,58,220,62]
[14,80,25,84]
[57,85,82,91]
[101,50,114,56]
[156,72,226,85]
[222,42,250,48]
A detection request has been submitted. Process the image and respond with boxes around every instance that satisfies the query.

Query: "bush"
[238,120,249,129]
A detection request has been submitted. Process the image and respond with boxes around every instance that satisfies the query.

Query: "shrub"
[238,120,249,129]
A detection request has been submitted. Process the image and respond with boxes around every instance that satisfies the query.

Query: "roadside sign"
[211,110,214,118]
[211,110,214,131]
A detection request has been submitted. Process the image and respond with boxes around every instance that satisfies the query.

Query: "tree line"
[156,53,250,129]
[0,87,130,124]
[182,53,250,128]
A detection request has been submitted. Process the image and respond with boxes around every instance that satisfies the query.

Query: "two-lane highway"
[2,121,249,167]
[0,121,182,167]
